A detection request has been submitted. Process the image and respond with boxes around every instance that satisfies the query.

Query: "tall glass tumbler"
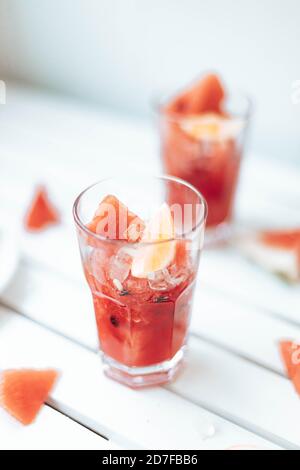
[73,176,207,388]
[158,93,251,242]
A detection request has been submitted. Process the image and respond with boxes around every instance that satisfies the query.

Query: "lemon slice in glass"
[131,203,176,278]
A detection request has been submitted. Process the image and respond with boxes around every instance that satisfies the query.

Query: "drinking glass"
[73,175,207,388]
[158,93,251,243]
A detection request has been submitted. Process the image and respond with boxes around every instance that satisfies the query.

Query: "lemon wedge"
[181,113,220,139]
[181,112,244,141]
[131,203,176,278]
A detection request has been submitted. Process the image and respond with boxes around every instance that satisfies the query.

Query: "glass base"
[101,346,186,389]
[204,221,233,247]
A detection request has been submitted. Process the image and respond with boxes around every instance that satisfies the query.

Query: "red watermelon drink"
[73,176,207,388]
[158,73,251,241]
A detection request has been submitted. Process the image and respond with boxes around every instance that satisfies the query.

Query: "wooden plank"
[0,405,115,450]
[1,260,98,350]
[191,286,300,375]
[200,249,300,326]
[169,337,300,449]
[236,184,300,228]
[0,307,280,450]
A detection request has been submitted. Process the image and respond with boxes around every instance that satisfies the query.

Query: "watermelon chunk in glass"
[86,194,144,242]
[164,73,225,115]
[160,73,246,229]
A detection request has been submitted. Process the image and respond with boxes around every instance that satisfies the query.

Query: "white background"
[0,0,299,163]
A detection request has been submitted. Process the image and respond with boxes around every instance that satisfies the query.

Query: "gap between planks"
[45,402,109,442]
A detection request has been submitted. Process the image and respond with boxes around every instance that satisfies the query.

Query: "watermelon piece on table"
[86,195,144,242]
[0,369,59,425]
[164,73,226,115]
[279,340,300,395]
[261,229,300,251]
[237,229,300,283]
[260,229,300,281]
[24,186,60,231]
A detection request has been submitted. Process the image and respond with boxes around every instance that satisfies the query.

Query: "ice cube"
[88,247,107,284]
[147,269,174,291]
[168,263,189,286]
[124,275,150,298]
[108,248,132,283]
[112,278,124,292]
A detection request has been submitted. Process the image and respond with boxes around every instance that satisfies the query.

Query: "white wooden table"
[0,84,299,450]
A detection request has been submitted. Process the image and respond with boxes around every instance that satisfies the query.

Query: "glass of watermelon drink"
[157,73,251,243]
[73,176,207,388]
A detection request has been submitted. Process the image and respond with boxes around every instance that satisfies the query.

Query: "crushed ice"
[109,248,132,283]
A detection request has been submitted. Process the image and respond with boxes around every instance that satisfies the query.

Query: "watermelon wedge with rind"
[237,229,300,282]
[261,229,300,251]
[0,369,59,425]
[24,186,60,232]
[279,340,300,395]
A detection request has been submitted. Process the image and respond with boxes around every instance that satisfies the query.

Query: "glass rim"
[73,174,208,246]
[152,89,253,124]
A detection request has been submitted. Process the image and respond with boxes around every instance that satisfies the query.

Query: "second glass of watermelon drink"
[158,73,251,242]
[73,176,207,388]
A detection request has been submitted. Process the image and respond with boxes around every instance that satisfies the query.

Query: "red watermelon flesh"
[261,229,300,251]
[174,239,191,267]
[24,186,60,231]
[0,369,59,425]
[293,370,300,395]
[86,195,145,242]
[164,73,226,116]
[279,340,300,395]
